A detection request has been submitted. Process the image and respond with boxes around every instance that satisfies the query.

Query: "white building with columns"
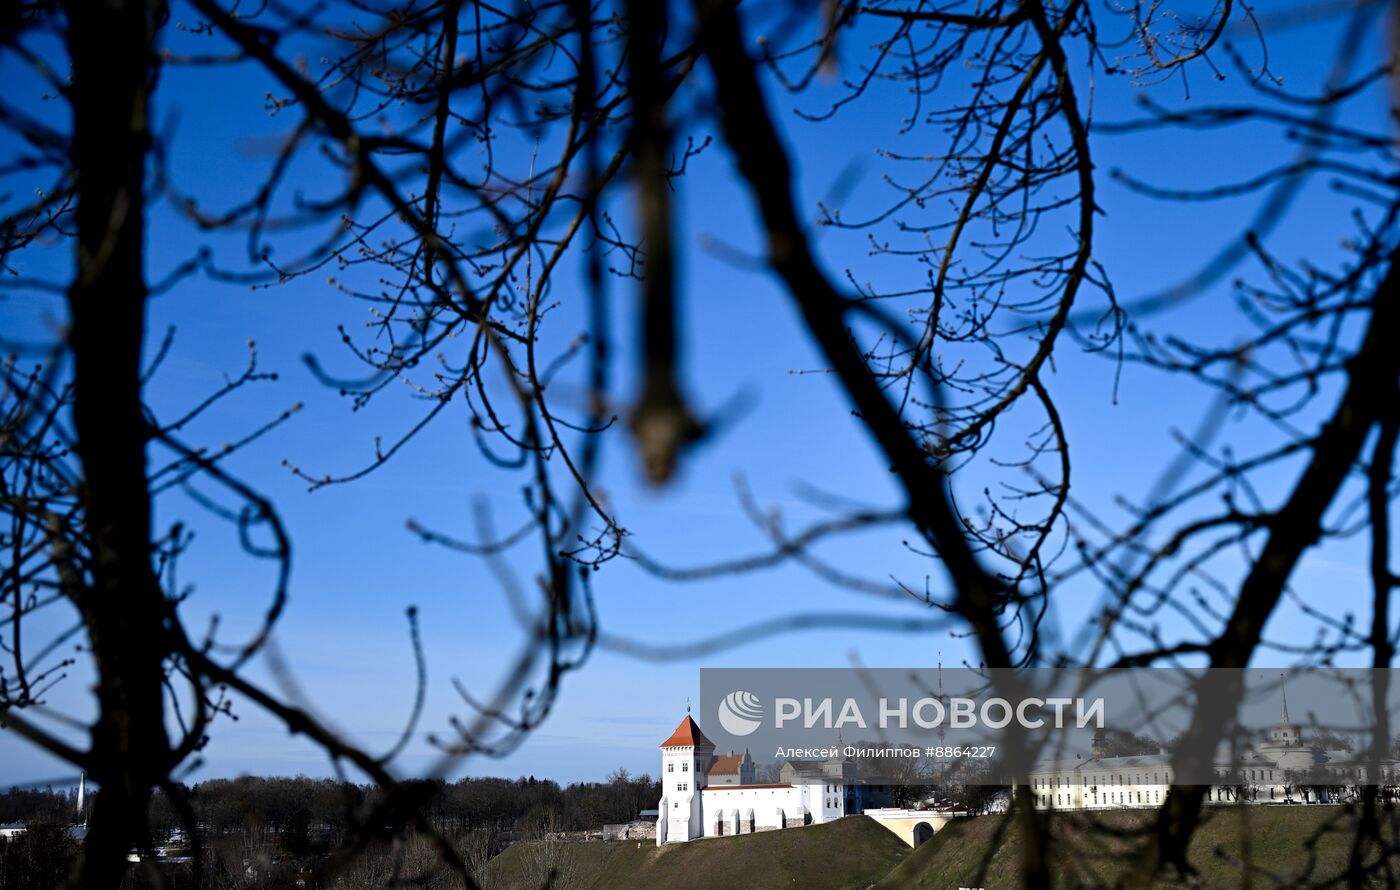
[655,713,849,844]
[1027,690,1400,811]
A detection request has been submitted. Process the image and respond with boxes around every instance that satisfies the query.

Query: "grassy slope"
[875,805,1400,889]
[482,815,911,890]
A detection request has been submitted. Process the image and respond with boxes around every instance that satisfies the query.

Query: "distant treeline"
[3,769,659,840]
[2,771,660,888]
[0,786,82,826]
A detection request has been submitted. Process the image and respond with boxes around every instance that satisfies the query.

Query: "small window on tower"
[668,763,674,772]
[682,763,688,772]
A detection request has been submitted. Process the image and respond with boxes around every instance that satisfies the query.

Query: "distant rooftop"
[709,754,743,775]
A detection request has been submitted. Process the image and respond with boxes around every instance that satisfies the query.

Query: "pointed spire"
[1280,673,1290,723]
[937,653,947,745]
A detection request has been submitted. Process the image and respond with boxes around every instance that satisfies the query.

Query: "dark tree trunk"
[62,0,171,885]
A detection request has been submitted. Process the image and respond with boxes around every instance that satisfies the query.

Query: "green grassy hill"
[484,805,1400,889]
[481,815,911,890]
[874,805,1400,889]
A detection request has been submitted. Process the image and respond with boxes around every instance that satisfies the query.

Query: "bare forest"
[3,0,1400,886]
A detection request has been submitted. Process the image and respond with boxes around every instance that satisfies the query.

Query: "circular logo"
[717,690,764,737]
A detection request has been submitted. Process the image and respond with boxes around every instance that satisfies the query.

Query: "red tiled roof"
[702,784,792,791]
[709,754,742,775]
[659,715,714,749]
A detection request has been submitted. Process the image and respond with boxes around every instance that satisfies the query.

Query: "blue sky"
[0,2,1392,788]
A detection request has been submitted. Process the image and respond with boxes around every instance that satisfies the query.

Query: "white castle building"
[1027,688,1400,811]
[655,713,853,844]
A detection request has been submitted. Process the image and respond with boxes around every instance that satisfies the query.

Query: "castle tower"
[1091,730,1110,759]
[657,713,714,844]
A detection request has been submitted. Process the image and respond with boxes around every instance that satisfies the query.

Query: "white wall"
[660,745,709,843]
[700,785,804,835]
